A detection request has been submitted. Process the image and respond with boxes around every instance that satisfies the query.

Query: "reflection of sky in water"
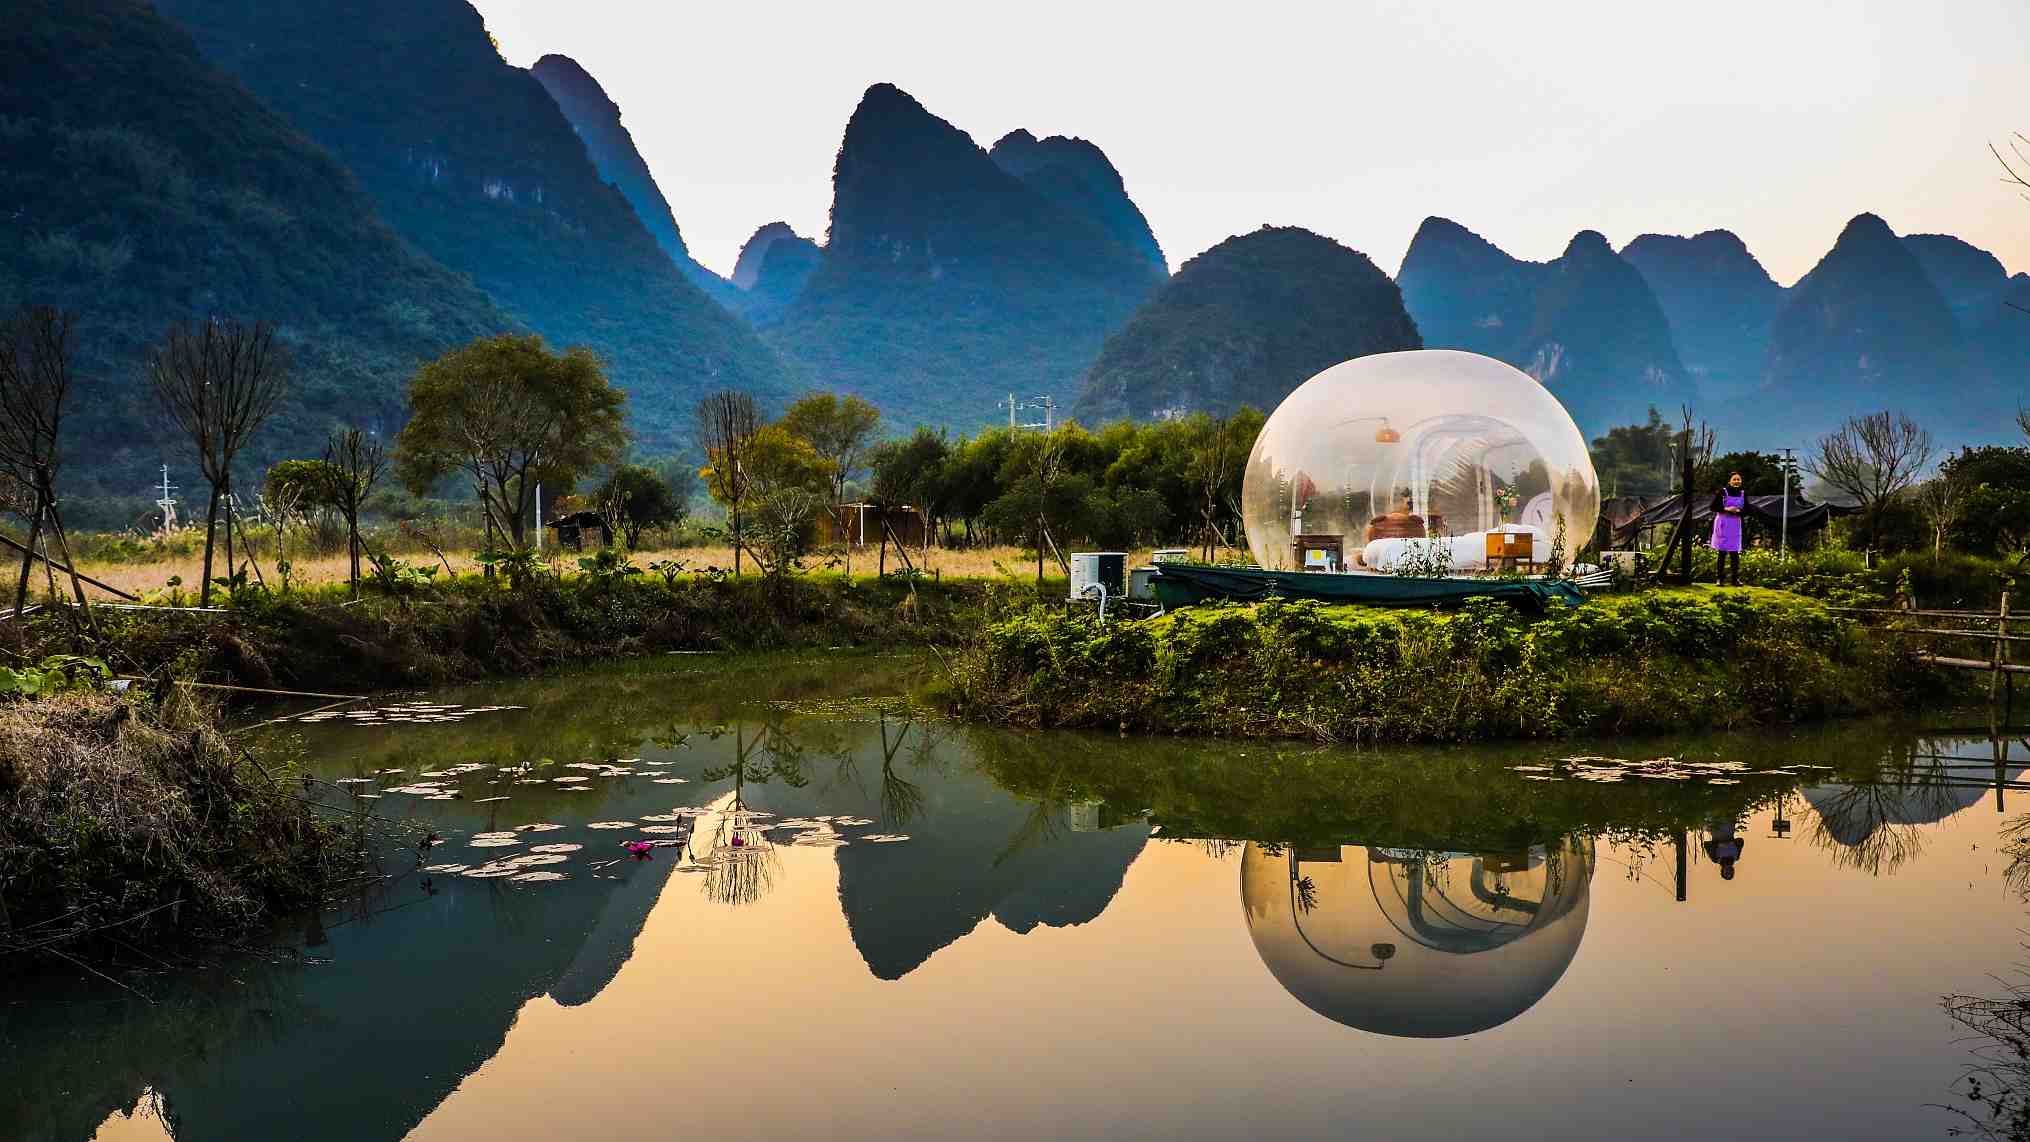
[11,664,2028,1142]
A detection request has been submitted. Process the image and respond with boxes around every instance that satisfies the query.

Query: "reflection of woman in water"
[1709,471,1746,587]
[1703,820,1747,881]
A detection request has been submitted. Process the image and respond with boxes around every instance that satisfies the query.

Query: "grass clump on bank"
[944,587,1948,743]
[0,688,340,956]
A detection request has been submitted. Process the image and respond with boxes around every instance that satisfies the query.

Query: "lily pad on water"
[510,871,567,883]
[462,864,520,878]
[503,853,568,867]
[652,778,689,785]
[529,843,583,853]
[586,821,636,830]
[860,834,910,843]
[472,831,517,841]
[638,825,685,834]
[469,837,520,848]
[552,776,590,784]
[423,863,470,873]
[639,813,684,822]
[516,822,566,832]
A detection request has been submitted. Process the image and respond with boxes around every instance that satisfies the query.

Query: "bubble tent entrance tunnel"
[1239,350,1601,574]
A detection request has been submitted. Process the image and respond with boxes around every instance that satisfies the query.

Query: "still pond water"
[7,653,2030,1142]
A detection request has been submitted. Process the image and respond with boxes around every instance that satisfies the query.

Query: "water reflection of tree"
[1807,782,1937,876]
[1938,964,2030,1141]
[1808,739,1972,876]
[695,729,786,907]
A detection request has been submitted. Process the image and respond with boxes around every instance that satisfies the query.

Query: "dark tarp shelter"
[1610,493,1855,548]
[545,510,612,551]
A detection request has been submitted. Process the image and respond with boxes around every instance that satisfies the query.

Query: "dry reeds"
[0,688,337,957]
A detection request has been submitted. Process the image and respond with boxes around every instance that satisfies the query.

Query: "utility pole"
[1006,393,1017,431]
[154,464,179,531]
[1778,448,1796,558]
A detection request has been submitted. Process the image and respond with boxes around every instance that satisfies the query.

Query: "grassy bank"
[944,587,1955,743]
[0,688,340,958]
[3,572,1026,695]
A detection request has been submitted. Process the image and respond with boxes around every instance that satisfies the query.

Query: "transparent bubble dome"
[1240,350,1600,572]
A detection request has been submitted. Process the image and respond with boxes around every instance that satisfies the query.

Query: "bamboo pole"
[0,530,140,600]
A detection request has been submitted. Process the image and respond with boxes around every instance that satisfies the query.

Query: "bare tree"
[324,426,387,593]
[695,390,760,576]
[149,318,289,605]
[1189,416,1248,561]
[0,305,92,622]
[1806,411,1935,552]
[2018,408,2030,442]
[1914,461,1970,562]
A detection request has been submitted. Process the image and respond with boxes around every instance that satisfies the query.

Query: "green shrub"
[950,586,1937,743]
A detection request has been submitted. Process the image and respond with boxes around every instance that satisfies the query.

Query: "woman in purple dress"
[1709,471,1746,586]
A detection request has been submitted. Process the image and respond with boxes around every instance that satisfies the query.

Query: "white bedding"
[1361,525,1546,573]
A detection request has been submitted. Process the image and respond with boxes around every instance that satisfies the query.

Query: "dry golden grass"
[39,542,1214,600]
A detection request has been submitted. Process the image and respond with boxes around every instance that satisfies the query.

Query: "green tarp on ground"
[1151,563,1586,611]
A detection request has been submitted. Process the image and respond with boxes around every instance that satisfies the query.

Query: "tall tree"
[148,317,289,605]
[1807,411,1935,552]
[695,390,761,575]
[323,427,388,591]
[596,464,686,550]
[394,335,626,551]
[779,392,881,502]
[0,305,91,621]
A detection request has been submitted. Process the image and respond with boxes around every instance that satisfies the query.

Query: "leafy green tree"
[1694,451,1786,495]
[1588,408,1677,497]
[779,392,881,502]
[1946,445,2030,555]
[598,464,686,550]
[394,334,625,551]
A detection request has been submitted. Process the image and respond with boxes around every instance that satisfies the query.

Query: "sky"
[472,0,2030,286]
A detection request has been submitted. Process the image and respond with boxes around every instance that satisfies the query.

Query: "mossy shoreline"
[943,587,1961,743]
[2,573,1017,696]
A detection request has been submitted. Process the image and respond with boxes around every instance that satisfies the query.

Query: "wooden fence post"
[1995,591,2011,710]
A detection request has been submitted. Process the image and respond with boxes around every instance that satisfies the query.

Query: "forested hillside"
[765,84,1163,431]
[155,0,792,444]
[0,0,512,496]
[1074,226,1419,421]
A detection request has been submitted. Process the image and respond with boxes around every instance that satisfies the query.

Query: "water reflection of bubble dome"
[1240,837,1594,1037]
[1239,350,1600,572]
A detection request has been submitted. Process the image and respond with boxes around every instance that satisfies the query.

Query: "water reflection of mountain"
[4,855,677,1142]
[836,780,1148,978]
[1241,837,1594,1037]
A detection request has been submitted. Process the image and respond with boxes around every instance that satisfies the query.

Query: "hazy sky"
[473,0,2029,285]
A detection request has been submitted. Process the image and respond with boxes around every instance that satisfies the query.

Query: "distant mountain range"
[1398,212,2025,446]
[728,222,822,324]
[1397,219,1694,433]
[1074,226,1419,422]
[3,0,2022,504]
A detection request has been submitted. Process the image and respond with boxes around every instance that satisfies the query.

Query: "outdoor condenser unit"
[1069,552,1127,602]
